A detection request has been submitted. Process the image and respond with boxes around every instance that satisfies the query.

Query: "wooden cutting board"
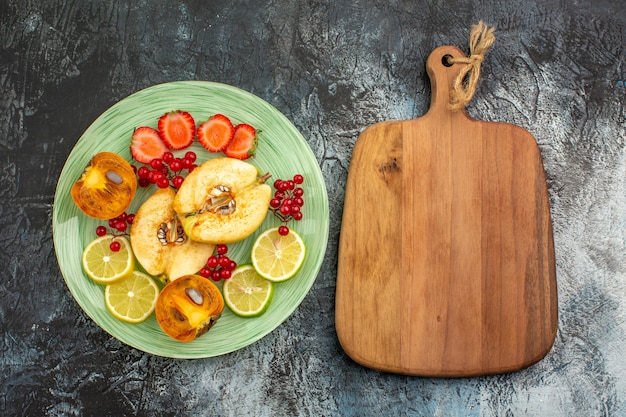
[336,45,558,377]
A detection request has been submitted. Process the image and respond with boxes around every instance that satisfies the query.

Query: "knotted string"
[447,21,496,111]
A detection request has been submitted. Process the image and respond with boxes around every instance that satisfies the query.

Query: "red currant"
[181,158,192,169]
[199,267,211,278]
[294,187,304,197]
[278,225,290,236]
[110,241,121,252]
[207,256,219,269]
[115,221,128,232]
[162,151,174,164]
[95,225,107,236]
[216,244,228,255]
[157,177,170,188]
[220,269,232,280]
[137,166,150,179]
[184,151,197,163]
[169,159,182,172]
[138,178,150,188]
[172,175,185,189]
[293,174,304,184]
[270,198,281,208]
[150,158,163,170]
[219,256,231,268]
[292,211,303,221]
[211,270,221,281]
[126,214,135,224]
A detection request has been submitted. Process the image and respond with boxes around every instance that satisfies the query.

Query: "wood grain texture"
[336,45,558,376]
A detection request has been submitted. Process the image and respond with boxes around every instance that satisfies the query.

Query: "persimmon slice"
[71,152,137,219]
[155,275,224,342]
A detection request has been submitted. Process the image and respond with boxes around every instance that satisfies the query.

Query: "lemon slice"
[223,265,274,317]
[251,227,306,282]
[81,235,134,284]
[105,271,159,323]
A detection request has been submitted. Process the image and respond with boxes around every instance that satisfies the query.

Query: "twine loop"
[447,21,496,111]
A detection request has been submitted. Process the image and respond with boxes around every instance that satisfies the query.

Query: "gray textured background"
[2,0,625,416]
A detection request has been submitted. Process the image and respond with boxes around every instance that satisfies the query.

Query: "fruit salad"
[74,110,307,342]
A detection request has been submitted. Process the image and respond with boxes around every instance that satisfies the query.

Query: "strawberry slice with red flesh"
[157,110,196,150]
[197,114,235,152]
[130,126,168,163]
[224,124,257,160]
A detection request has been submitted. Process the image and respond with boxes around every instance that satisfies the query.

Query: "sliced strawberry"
[197,114,235,153]
[157,110,196,150]
[130,126,168,163]
[224,124,257,160]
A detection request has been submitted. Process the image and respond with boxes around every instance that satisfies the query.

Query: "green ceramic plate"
[53,81,329,358]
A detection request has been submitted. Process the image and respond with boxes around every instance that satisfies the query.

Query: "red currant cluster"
[94,212,135,252]
[102,212,135,234]
[135,151,197,189]
[199,244,237,281]
[269,174,305,235]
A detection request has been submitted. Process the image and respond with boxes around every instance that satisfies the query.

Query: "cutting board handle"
[426,45,474,117]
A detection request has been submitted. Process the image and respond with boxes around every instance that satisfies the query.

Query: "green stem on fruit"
[259,172,271,183]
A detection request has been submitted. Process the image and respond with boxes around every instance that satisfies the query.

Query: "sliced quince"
[71,152,137,219]
[130,187,214,283]
[173,158,271,244]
